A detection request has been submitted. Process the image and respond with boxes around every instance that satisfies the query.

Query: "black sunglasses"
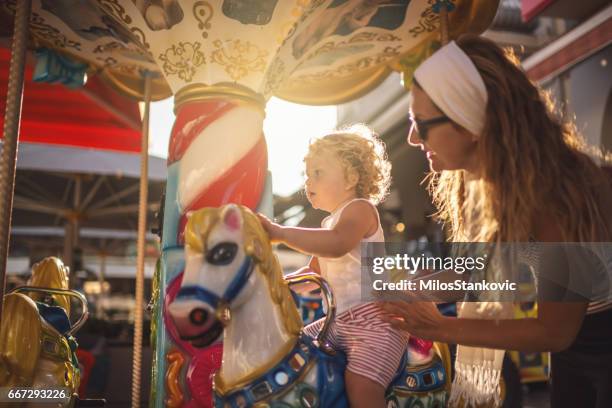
[408,115,451,141]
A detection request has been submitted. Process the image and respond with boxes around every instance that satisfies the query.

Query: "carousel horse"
[168,205,450,408]
[0,257,89,405]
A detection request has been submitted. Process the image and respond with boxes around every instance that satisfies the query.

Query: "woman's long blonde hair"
[428,35,612,242]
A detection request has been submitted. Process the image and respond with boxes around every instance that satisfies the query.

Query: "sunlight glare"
[146,96,337,197]
[264,97,337,197]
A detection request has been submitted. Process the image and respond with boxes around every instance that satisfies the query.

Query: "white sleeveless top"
[318,198,385,314]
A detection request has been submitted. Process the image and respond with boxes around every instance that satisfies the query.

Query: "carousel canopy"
[0,1,499,104]
[0,45,164,261]
[15,142,166,180]
[0,47,142,152]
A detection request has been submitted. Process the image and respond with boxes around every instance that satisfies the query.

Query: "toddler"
[259,124,409,408]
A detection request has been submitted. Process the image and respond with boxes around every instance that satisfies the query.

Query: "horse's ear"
[222,205,242,231]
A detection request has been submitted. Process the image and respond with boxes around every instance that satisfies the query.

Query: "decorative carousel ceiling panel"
[1,0,499,103]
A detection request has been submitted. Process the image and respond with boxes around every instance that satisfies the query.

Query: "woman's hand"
[256,213,285,243]
[380,300,447,341]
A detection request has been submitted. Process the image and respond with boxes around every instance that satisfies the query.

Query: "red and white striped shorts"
[303,302,410,388]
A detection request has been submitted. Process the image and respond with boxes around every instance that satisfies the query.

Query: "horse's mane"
[185,206,303,336]
[0,293,42,386]
[27,257,71,313]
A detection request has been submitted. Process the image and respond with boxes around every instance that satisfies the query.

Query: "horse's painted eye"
[206,242,238,265]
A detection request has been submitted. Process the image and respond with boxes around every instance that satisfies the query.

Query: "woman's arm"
[381,300,587,352]
[259,200,376,258]
[382,223,589,353]
[447,301,586,352]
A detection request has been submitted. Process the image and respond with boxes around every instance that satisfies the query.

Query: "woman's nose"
[407,124,422,146]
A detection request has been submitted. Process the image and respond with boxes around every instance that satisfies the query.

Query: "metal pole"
[131,72,152,408]
[73,175,82,248]
[98,250,107,318]
[0,0,31,321]
[63,221,73,274]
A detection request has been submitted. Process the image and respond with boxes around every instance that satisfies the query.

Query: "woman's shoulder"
[600,165,612,178]
[533,171,612,242]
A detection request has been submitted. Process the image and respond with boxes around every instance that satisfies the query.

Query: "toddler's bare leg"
[345,370,386,408]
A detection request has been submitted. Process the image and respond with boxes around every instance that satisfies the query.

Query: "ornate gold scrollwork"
[97,0,132,25]
[159,42,206,82]
[211,39,269,81]
[165,349,185,408]
[193,1,214,39]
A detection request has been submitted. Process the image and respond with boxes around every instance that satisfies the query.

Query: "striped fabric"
[587,300,612,314]
[303,302,410,387]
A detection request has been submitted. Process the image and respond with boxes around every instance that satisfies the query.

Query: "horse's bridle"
[176,254,338,355]
[176,255,255,326]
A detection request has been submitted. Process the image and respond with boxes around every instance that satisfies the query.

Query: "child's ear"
[346,169,359,190]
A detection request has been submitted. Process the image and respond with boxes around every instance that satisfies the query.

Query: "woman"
[381,35,612,407]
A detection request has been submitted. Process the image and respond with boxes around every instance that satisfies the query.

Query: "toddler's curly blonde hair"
[305,124,391,205]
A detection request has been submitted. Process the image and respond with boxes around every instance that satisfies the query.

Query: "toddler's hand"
[256,213,285,243]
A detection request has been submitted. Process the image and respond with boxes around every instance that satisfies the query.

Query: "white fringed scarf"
[449,301,513,407]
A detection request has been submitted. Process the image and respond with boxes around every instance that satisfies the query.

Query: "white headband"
[414,41,488,136]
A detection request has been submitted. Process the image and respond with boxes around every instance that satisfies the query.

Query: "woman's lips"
[426,151,435,159]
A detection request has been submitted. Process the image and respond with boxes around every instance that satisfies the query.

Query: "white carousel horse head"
[168,204,302,349]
